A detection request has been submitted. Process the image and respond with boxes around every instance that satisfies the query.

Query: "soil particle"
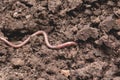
[67,0,83,10]
[99,16,120,32]
[115,9,120,15]
[56,73,69,80]
[117,31,120,36]
[113,77,120,80]
[117,1,120,7]
[48,0,61,13]
[70,61,107,80]
[76,26,99,41]
[84,9,92,15]
[116,19,120,26]
[84,0,97,3]
[95,35,120,49]
[19,0,36,7]
[46,64,59,75]
[37,78,45,80]
[93,9,102,16]
[28,55,40,66]
[59,0,83,16]
[104,63,118,80]
[60,70,70,77]
[91,16,101,24]
[107,1,115,6]
[10,58,25,66]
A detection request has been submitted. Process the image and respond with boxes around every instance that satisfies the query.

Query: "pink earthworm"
[0,31,77,49]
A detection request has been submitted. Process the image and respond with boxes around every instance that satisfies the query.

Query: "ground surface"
[0,0,120,80]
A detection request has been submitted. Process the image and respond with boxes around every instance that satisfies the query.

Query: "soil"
[0,0,120,80]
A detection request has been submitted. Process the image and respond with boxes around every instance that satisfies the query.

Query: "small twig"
[0,31,77,49]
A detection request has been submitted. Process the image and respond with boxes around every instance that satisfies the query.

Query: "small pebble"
[61,70,70,77]
[13,12,20,18]
[26,15,32,19]
[92,17,101,23]
[85,4,91,8]
[117,32,120,36]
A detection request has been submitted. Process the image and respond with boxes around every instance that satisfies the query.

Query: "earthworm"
[0,31,77,49]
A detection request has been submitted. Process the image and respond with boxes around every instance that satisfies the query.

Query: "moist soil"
[0,0,120,80]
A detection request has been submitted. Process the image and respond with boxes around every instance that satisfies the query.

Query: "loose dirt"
[0,0,120,80]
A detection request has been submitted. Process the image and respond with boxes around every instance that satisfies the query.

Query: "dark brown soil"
[0,0,120,80]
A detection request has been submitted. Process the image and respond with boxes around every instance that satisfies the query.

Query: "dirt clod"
[11,58,25,66]
[76,26,99,41]
[99,16,120,32]
[70,61,107,80]
[95,35,120,49]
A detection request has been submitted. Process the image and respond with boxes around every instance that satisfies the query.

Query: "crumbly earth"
[0,0,120,80]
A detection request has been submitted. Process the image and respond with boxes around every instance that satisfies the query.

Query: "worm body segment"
[0,31,77,49]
